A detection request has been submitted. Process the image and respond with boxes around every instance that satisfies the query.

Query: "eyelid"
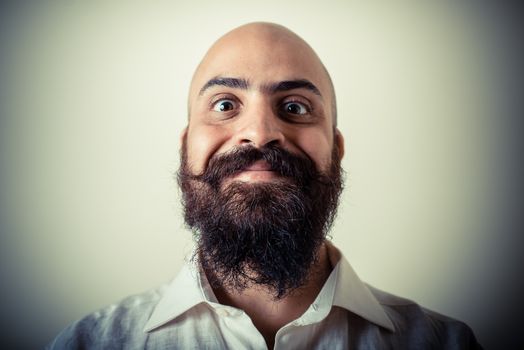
[209,94,240,110]
[281,96,313,113]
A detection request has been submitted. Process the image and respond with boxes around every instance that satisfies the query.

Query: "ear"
[334,128,345,159]
[180,127,188,147]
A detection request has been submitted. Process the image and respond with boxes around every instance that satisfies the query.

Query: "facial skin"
[184,22,344,179]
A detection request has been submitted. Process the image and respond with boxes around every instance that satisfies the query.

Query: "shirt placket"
[214,305,268,350]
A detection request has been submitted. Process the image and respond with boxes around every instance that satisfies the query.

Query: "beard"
[177,139,343,299]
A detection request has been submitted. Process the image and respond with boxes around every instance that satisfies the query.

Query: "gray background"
[0,1,522,348]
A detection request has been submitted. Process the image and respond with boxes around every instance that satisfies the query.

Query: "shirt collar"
[143,261,215,332]
[326,243,395,332]
[144,243,395,333]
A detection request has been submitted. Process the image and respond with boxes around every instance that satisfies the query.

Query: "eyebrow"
[264,79,322,97]
[198,77,249,96]
[198,76,322,98]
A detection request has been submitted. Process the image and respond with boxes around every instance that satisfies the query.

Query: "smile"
[232,160,280,182]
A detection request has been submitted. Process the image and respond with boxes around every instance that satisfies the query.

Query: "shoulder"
[366,285,482,349]
[46,286,167,350]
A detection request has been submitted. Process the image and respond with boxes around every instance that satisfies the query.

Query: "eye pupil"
[219,101,233,111]
[285,102,305,115]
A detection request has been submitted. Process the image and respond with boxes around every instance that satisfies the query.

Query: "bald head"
[188,22,337,125]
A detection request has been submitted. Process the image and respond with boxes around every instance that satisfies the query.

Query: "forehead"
[189,28,332,105]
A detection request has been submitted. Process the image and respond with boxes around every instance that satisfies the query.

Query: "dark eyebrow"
[264,79,322,97]
[198,77,249,96]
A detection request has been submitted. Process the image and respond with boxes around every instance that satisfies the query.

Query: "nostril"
[265,140,280,147]
[240,139,280,148]
[236,122,285,148]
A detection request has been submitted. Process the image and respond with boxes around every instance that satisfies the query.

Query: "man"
[47,22,481,349]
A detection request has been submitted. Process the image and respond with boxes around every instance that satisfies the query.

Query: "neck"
[209,243,332,349]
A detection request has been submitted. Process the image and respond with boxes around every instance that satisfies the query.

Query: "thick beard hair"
[177,140,343,299]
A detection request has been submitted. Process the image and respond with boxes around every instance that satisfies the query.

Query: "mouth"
[231,160,280,182]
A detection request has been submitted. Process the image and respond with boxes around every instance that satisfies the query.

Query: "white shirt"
[47,243,481,349]
[143,243,393,349]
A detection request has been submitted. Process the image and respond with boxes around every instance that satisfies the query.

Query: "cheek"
[186,125,229,175]
[294,129,334,172]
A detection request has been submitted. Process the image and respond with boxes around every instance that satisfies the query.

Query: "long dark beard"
[177,140,343,299]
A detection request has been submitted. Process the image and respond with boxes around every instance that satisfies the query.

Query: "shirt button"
[279,333,290,344]
[216,308,229,317]
[230,309,242,317]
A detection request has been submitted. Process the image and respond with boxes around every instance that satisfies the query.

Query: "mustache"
[190,144,319,188]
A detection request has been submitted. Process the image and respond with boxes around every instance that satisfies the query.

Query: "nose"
[234,104,285,148]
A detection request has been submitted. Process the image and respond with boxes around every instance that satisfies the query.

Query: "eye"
[282,101,309,115]
[212,99,237,112]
